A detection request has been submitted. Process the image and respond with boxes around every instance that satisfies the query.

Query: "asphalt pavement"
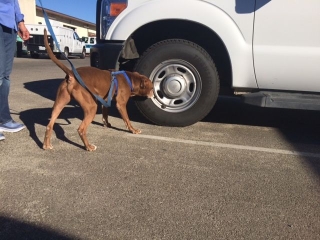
[0,55,319,240]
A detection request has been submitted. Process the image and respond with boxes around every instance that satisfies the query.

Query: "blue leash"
[38,0,131,108]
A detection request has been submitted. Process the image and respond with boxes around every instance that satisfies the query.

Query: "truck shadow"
[204,96,320,146]
[23,79,320,181]
[0,215,75,239]
[203,96,320,180]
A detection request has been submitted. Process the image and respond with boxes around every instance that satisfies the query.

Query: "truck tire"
[16,42,23,58]
[134,39,220,127]
[30,51,39,59]
[80,48,86,59]
[64,48,69,58]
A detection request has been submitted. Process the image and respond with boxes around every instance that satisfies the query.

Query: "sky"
[36,0,97,23]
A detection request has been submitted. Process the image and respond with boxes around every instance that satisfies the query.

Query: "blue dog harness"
[106,71,133,107]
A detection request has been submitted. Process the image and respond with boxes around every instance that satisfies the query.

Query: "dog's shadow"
[20,107,83,150]
[22,79,151,150]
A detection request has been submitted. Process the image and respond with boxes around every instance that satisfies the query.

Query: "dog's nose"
[148,90,154,98]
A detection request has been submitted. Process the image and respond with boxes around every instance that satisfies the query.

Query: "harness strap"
[112,71,133,92]
[106,71,133,106]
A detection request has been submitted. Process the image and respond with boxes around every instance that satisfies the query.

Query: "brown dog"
[42,29,153,151]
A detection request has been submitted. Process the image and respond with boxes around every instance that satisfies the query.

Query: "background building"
[19,0,96,38]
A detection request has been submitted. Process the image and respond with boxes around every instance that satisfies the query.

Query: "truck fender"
[108,0,257,88]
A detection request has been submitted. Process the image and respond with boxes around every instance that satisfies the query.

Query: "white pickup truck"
[90,0,320,127]
[26,22,86,59]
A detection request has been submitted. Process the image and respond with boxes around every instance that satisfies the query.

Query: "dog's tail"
[44,28,73,76]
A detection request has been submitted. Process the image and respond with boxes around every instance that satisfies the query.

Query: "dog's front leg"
[116,102,141,134]
[102,106,111,128]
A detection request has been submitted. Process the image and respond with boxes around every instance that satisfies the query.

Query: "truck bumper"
[27,45,46,53]
[90,41,124,70]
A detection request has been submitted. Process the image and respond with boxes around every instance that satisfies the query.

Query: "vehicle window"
[73,32,80,40]
[82,37,89,43]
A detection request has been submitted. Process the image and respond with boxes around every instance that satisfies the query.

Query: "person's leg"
[0,24,16,124]
[0,24,24,133]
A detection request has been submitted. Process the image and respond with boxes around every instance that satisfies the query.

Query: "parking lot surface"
[0,56,320,239]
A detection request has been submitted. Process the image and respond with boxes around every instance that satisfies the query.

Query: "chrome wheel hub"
[150,59,202,113]
[162,74,187,98]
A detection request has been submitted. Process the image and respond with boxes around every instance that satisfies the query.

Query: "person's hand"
[18,22,30,41]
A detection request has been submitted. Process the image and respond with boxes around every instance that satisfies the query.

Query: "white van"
[26,21,86,59]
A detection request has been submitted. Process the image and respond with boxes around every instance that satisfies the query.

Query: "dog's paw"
[131,128,142,134]
[43,144,53,150]
[86,144,97,151]
[102,120,112,128]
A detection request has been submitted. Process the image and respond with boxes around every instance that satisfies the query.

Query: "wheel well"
[121,20,233,95]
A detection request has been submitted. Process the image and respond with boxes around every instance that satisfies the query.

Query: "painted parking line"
[129,134,320,159]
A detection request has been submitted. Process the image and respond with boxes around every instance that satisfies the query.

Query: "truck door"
[253,0,320,92]
[73,32,82,53]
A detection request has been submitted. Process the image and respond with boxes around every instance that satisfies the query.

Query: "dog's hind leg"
[102,106,111,128]
[77,101,98,151]
[43,87,71,150]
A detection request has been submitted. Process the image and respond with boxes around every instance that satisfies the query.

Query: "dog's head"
[130,72,154,98]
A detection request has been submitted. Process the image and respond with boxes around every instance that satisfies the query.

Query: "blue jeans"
[0,24,17,124]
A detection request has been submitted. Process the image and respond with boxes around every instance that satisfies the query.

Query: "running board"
[242,91,320,110]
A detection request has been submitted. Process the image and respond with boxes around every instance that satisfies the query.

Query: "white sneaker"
[0,120,25,133]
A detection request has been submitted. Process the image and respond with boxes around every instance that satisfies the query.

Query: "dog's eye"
[140,80,146,89]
